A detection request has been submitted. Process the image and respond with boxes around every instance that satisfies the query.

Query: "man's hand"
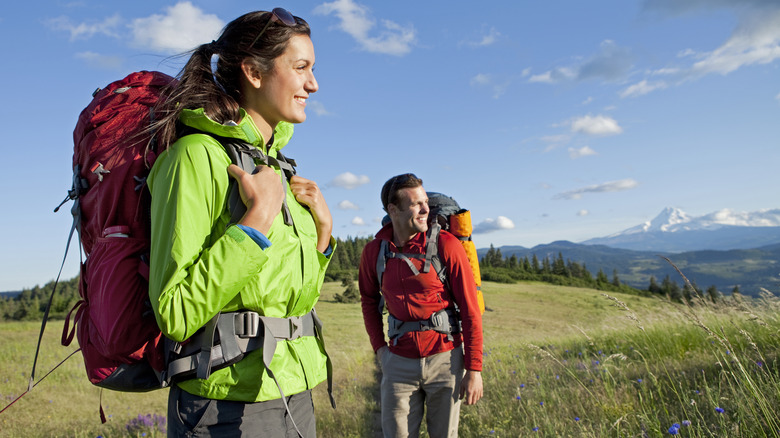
[459,370,483,405]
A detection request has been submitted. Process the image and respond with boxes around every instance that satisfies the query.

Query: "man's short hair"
[381,173,423,212]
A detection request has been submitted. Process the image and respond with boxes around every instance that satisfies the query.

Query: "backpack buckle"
[236,311,260,338]
[289,316,303,340]
[429,309,446,329]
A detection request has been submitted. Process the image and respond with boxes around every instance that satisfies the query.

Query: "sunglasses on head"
[249,7,297,48]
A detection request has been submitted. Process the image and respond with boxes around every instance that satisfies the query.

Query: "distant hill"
[0,291,22,299]
[478,241,780,297]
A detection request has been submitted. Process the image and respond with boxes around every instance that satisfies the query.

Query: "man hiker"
[359,173,483,438]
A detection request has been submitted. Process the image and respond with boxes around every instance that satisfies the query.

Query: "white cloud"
[470,73,491,86]
[568,146,597,159]
[570,115,623,136]
[628,4,780,94]
[528,40,632,84]
[620,80,668,98]
[528,67,576,84]
[554,178,639,200]
[577,209,590,217]
[541,134,570,144]
[75,51,123,70]
[330,172,370,189]
[473,216,515,234]
[577,40,633,81]
[314,0,415,56]
[351,216,367,226]
[688,10,780,77]
[462,27,501,47]
[470,73,511,98]
[46,14,122,40]
[677,48,697,58]
[651,67,681,76]
[338,200,359,210]
[130,2,224,54]
[307,100,331,116]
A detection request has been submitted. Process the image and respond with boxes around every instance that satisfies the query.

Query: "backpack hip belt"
[165,309,322,383]
[387,307,460,344]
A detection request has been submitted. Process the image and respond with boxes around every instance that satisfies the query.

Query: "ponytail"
[151,10,310,153]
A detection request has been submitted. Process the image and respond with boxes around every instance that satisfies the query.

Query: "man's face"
[389,186,429,240]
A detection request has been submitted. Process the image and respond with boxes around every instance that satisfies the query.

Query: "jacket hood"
[179,108,294,152]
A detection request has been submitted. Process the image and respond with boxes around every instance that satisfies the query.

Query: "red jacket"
[359,224,483,371]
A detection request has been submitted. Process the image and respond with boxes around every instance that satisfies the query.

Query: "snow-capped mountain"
[583,207,780,252]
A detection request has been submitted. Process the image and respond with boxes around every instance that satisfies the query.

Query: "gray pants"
[379,348,464,438]
[167,384,316,437]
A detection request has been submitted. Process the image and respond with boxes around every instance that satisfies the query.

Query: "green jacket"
[148,108,334,402]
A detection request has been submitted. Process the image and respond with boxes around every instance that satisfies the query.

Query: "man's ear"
[386,203,398,216]
[241,60,262,89]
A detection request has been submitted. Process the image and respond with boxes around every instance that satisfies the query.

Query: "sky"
[1,0,779,291]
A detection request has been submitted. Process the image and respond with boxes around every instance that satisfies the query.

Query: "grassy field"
[1,281,779,437]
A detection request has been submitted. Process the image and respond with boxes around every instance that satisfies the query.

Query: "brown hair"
[152,10,311,149]
[381,173,423,212]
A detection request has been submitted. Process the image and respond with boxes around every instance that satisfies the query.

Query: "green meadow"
[1,281,779,437]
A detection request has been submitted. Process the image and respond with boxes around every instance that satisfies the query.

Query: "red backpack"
[35,71,301,398]
[50,71,174,392]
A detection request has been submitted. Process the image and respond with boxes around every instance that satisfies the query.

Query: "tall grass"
[1,282,779,437]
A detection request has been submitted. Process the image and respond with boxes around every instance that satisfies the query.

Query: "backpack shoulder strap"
[423,221,441,274]
[425,222,448,289]
[180,130,298,227]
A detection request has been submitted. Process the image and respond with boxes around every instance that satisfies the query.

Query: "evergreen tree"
[541,257,551,275]
[612,269,621,288]
[648,276,662,294]
[596,269,609,285]
[334,272,360,303]
[482,245,497,268]
[552,253,568,276]
[706,285,720,303]
[522,256,532,273]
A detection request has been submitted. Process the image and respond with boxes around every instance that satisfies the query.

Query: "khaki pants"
[379,347,464,438]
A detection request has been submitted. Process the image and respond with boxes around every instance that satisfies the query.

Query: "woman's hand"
[227,164,285,235]
[290,175,332,253]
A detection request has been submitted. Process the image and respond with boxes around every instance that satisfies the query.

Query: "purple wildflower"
[715,407,725,414]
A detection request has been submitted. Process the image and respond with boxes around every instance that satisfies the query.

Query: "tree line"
[1,237,729,320]
[481,245,727,304]
[0,276,80,322]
